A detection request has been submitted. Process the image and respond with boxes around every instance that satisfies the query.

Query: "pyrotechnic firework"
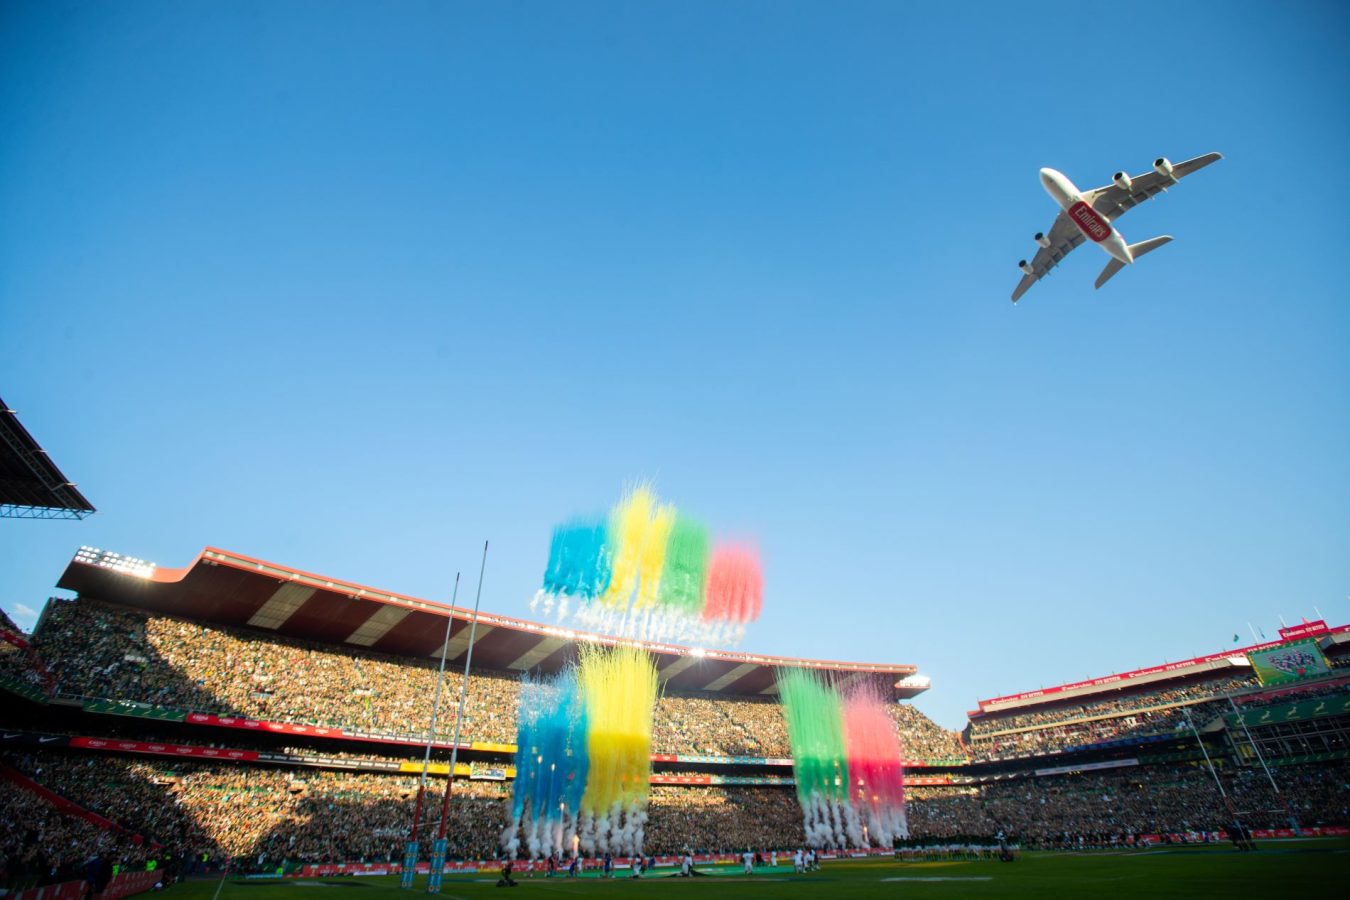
[842,682,909,847]
[500,670,588,860]
[778,669,907,849]
[501,645,658,859]
[577,643,658,857]
[532,486,762,646]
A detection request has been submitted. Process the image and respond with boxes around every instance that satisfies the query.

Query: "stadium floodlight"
[75,546,156,579]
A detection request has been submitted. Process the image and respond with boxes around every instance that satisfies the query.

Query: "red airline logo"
[1068,201,1112,242]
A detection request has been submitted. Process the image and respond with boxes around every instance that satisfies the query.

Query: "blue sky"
[2,1,1347,729]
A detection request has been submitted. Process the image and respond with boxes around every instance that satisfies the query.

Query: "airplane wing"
[1085,152,1223,219]
[1011,211,1084,303]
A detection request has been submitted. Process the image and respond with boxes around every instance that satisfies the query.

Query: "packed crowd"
[0,752,807,866]
[652,693,797,758]
[0,611,53,698]
[0,777,148,888]
[33,600,521,744]
[0,639,51,697]
[32,599,962,762]
[968,702,1228,760]
[4,752,214,862]
[652,693,757,757]
[904,760,1349,846]
[891,703,967,760]
[4,749,1346,872]
[969,674,1258,739]
[645,786,803,854]
[962,673,1333,760]
[0,752,510,869]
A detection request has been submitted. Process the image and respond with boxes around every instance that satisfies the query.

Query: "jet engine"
[1018,260,1035,276]
[1112,171,1133,191]
[1034,232,1051,248]
[1153,157,1174,178]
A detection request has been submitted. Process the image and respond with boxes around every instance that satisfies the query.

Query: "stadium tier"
[2,745,1347,880]
[2,545,1348,885]
[964,620,1350,762]
[56,547,922,697]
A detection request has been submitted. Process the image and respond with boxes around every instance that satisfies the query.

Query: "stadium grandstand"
[965,620,1350,763]
[0,395,95,520]
[2,545,1348,892]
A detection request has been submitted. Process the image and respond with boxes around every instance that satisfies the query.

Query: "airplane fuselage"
[1039,168,1134,264]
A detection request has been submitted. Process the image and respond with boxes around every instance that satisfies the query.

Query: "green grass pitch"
[167,840,1347,899]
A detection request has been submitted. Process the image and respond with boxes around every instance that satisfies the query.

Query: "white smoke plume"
[842,799,864,849]
[500,815,522,857]
[579,810,596,855]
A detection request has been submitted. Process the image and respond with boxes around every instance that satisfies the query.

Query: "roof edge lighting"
[75,546,156,579]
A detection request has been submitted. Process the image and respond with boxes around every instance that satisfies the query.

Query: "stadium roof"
[56,546,925,698]
[0,396,95,519]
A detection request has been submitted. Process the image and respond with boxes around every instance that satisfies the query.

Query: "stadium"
[5,6,1349,899]
[3,536,1349,897]
[2,413,1349,895]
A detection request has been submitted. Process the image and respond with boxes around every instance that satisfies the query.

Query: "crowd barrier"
[65,703,967,770]
[8,729,958,786]
[8,870,161,900]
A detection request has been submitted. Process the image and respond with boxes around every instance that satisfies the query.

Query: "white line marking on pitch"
[882,876,994,882]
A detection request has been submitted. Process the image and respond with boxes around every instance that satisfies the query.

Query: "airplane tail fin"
[1094,235,1173,290]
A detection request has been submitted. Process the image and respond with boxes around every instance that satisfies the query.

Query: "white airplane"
[1011,152,1222,303]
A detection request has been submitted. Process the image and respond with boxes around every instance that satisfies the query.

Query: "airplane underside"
[1010,155,1219,303]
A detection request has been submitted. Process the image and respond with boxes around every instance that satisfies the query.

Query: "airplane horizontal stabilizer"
[1094,235,1174,290]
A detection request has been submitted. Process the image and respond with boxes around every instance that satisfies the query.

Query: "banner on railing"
[1228,694,1350,728]
[85,700,187,722]
[0,674,51,704]
[1034,758,1139,778]
[71,737,260,761]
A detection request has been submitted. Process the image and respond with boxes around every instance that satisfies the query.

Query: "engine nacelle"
[1113,171,1133,191]
[1034,232,1051,248]
[1153,157,1174,179]
[1018,260,1035,276]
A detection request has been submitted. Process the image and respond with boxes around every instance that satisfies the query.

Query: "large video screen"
[1248,639,1331,687]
